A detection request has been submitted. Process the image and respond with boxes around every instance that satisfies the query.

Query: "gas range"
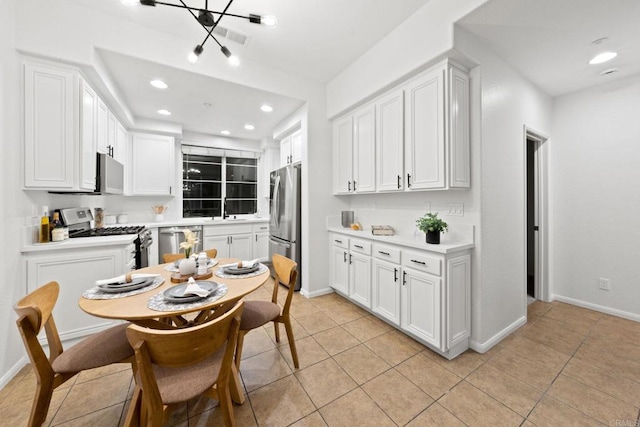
[70,225,146,238]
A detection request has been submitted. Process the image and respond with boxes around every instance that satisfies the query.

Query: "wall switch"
[445,202,464,216]
[598,278,611,291]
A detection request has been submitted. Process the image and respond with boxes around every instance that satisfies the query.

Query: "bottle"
[197,252,208,276]
[95,208,104,228]
[39,207,50,243]
[51,212,64,242]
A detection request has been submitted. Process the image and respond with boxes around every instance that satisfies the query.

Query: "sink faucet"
[223,197,229,219]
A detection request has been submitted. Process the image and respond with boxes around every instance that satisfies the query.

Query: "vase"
[426,230,440,244]
[178,258,197,275]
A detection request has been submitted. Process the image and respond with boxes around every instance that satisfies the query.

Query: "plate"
[223,264,259,275]
[97,278,154,293]
[163,281,218,303]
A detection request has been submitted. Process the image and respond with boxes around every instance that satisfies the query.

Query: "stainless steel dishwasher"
[158,226,203,263]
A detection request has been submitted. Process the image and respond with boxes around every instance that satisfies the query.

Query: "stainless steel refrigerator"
[269,164,301,290]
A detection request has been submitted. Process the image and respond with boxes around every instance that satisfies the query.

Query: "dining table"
[78,258,270,423]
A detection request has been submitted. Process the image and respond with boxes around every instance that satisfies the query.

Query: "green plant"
[416,212,448,233]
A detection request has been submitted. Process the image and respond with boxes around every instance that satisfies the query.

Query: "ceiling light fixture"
[589,51,617,65]
[150,79,168,89]
[157,109,172,116]
[244,124,255,130]
[139,0,277,66]
[260,104,273,113]
[221,130,230,135]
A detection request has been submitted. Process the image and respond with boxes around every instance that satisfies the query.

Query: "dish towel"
[183,277,211,297]
[220,259,259,269]
[95,273,160,286]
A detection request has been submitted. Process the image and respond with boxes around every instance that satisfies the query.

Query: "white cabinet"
[252,223,270,261]
[130,133,175,196]
[203,235,230,258]
[376,90,404,192]
[333,116,353,194]
[79,79,98,191]
[349,252,372,309]
[203,223,268,260]
[229,234,253,259]
[24,60,96,191]
[401,268,442,347]
[372,257,401,326]
[329,234,350,295]
[96,97,109,155]
[280,128,302,166]
[329,235,372,308]
[114,121,128,164]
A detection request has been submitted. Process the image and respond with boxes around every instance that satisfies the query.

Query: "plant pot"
[178,258,197,276]
[426,230,440,244]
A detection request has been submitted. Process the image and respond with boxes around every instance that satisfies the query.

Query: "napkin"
[220,259,259,269]
[95,273,160,286]
[183,277,211,297]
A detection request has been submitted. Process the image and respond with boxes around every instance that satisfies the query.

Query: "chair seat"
[239,301,281,330]
[152,346,225,404]
[52,323,134,374]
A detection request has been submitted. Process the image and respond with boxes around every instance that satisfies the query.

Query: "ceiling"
[457,0,640,97]
[68,0,431,140]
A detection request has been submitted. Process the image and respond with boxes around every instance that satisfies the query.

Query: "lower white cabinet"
[203,223,268,260]
[253,232,269,261]
[329,231,471,359]
[203,235,230,258]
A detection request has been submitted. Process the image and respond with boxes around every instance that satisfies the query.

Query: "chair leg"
[29,376,54,427]
[274,321,280,342]
[235,330,246,370]
[218,382,236,427]
[283,319,299,369]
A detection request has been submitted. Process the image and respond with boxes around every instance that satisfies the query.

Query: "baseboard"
[301,287,334,299]
[0,357,28,390]
[553,294,640,322]
[470,315,527,353]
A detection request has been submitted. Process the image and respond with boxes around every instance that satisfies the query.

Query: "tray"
[170,269,213,283]
[165,258,218,272]
[163,281,218,303]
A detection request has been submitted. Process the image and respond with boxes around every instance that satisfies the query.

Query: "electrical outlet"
[445,202,464,216]
[598,278,611,291]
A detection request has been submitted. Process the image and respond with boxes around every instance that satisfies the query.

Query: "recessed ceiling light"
[157,109,171,116]
[599,68,619,76]
[221,130,230,135]
[589,51,617,65]
[150,79,168,89]
[244,124,255,130]
[261,104,273,113]
[203,102,213,108]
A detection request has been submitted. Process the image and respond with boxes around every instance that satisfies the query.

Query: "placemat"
[82,276,165,300]
[215,263,268,279]
[147,283,228,312]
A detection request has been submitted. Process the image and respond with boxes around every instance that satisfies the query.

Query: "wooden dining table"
[78,258,270,413]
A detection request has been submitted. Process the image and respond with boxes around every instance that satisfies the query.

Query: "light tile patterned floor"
[2,278,640,426]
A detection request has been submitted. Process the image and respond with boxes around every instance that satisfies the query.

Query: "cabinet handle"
[230,236,233,244]
[348,181,351,191]
[394,268,398,282]
[411,259,426,265]
[378,251,390,256]
[407,174,412,188]
[335,239,343,243]
[169,186,172,195]
[255,235,257,242]
[402,271,407,286]
[260,226,267,230]
[354,244,363,249]
[397,175,401,189]
[343,251,347,263]
[353,181,357,191]
[349,254,352,264]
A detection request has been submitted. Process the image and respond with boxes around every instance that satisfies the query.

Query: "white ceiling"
[68,0,431,140]
[457,0,640,97]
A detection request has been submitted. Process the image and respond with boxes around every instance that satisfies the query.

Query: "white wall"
[455,27,553,347]
[551,74,640,319]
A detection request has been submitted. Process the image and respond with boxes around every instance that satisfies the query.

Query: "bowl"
[104,215,117,225]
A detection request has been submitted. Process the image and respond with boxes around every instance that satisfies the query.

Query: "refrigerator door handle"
[269,236,291,248]
[272,174,281,229]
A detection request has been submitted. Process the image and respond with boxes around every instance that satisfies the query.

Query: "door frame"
[523,126,550,306]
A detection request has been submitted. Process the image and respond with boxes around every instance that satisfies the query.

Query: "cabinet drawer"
[252,223,269,233]
[350,239,372,255]
[402,250,441,276]
[330,234,349,249]
[373,244,400,263]
[204,224,252,236]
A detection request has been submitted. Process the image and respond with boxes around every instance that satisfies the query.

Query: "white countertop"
[21,235,137,253]
[137,217,269,228]
[327,226,474,254]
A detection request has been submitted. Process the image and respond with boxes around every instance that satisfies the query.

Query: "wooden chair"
[14,281,134,427]
[162,248,217,263]
[236,254,299,369]
[126,300,244,427]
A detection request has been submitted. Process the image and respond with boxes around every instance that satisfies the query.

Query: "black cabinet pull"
[394,268,398,282]
[397,175,401,189]
[402,271,407,286]
[411,259,426,265]
[348,181,351,191]
[349,254,352,264]
[353,181,357,191]
[335,239,343,244]
[407,174,412,188]
[354,244,363,249]
[343,251,347,263]
[378,251,390,256]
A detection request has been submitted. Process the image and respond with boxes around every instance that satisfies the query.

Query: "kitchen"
[3,0,640,425]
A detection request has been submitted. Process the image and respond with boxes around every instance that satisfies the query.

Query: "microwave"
[96,153,124,195]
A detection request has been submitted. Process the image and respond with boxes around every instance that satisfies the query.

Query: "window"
[182,146,258,218]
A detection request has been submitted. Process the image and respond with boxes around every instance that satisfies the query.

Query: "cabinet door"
[333,115,353,194]
[330,245,349,295]
[79,80,98,191]
[291,129,302,164]
[404,67,445,190]
[353,104,376,193]
[448,66,470,189]
[115,121,128,164]
[446,254,471,349]
[107,111,117,157]
[280,135,292,166]
[253,232,270,261]
[203,235,229,258]
[376,90,404,192]
[349,252,371,309]
[372,259,401,326]
[229,234,252,260]
[131,133,175,195]
[24,62,76,189]
[96,97,109,155]
[401,268,441,348]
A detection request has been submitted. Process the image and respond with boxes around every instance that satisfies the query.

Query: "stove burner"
[71,226,146,238]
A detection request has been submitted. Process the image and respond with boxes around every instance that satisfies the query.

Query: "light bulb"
[261,15,277,27]
[188,45,204,64]
[589,51,617,65]
[228,55,240,67]
[261,104,273,113]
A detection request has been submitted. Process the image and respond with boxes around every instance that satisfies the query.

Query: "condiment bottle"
[50,212,62,241]
[39,207,50,243]
[95,208,104,228]
[197,252,208,276]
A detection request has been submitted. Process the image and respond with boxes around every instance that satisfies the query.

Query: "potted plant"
[416,212,448,244]
[178,229,199,275]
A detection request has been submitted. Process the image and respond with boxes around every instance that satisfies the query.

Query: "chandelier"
[139,0,277,66]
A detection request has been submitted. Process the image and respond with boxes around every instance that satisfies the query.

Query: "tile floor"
[2,279,640,426]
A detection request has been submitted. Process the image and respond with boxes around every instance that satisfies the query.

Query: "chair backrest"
[14,281,64,373]
[162,248,217,263]
[271,254,298,316]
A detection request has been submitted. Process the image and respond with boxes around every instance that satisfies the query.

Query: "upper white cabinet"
[114,120,128,164]
[130,133,175,196]
[79,78,98,191]
[96,97,109,155]
[279,128,302,167]
[332,58,470,194]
